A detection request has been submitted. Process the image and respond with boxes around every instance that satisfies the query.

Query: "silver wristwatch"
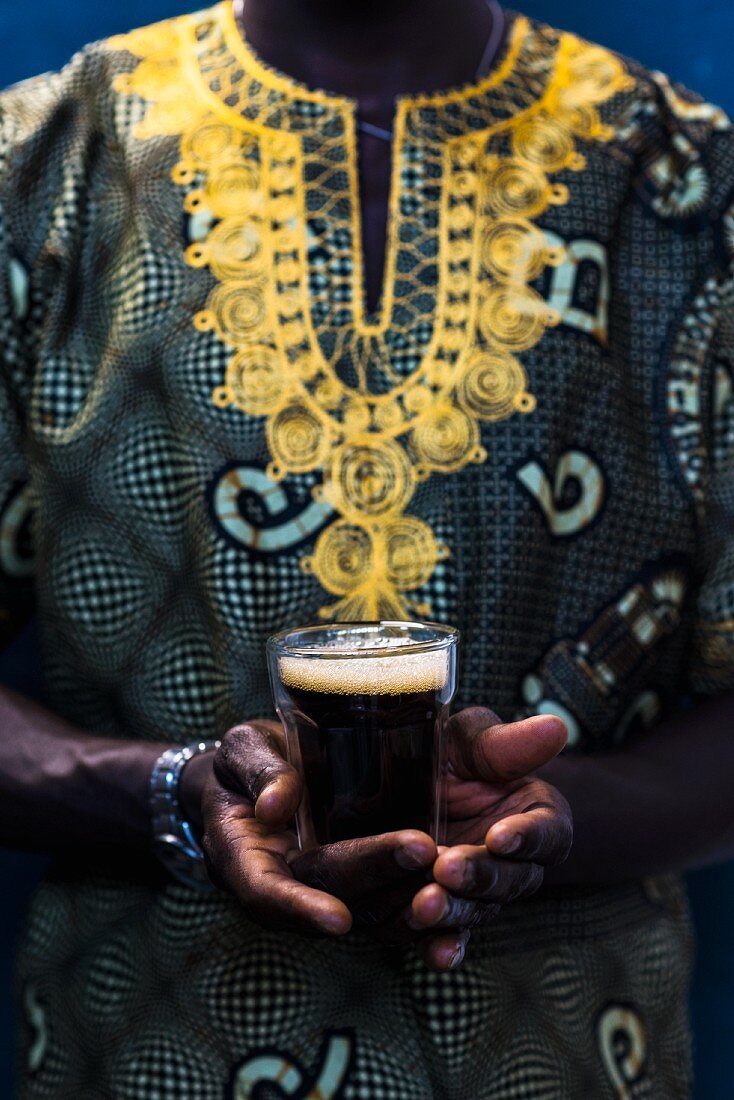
[149,739,221,891]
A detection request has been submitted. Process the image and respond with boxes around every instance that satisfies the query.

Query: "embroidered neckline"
[111,4,634,621]
[216,0,528,122]
[206,3,537,335]
[188,4,561,148]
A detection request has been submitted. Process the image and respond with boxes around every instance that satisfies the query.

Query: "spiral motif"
[270,163,297,191]
[426,360,453,388]
[205,159,262,219]
[307,521,374,596]
[114,9,632,623]
[478,285,551,351]
[315,379,342,411]
[267,403,330,474]
[512,114,574,171]
[327,441,414,519]
[342,399,371,434]
[223,346,285,416]
[180,122,240,167]
[384,517,440,590]
[566,46,625,103]
[374,401,405,431]
[277,290,301,322]
[404,386,433,415]
[484,160,551,219]
[597,1004,647,1098]
[200,219,264,282]
[448,204,474,231]
[556,103,599,138]
[294,354,320,381]
[458,351,529,421]
[652,163,710,218]
[270,194,298,223]
[481,218,548,282]
[412,404,478,472]
[206,282,268,343]
[442,327,470,353]
[453,170,479,198]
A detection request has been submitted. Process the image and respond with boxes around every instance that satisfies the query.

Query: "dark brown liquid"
[284,685,449,845]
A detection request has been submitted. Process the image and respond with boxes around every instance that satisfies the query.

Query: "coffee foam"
[279,648,449,695]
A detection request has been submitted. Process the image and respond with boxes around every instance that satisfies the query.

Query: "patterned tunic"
[2,3,733,1096]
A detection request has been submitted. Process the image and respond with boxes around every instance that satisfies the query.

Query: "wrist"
[78,737,170,852]
[536,754,597,885]
[539,752,638,885]
[178,749,216,840]
[149,740,221,890]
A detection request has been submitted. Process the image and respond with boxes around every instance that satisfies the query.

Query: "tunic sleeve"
[0,88,42,648]
[688,251,734,695]
[0,61,93,648]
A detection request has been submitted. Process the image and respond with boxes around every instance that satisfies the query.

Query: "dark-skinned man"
[0,0,732,1096]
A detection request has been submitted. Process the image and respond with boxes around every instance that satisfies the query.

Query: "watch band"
[149,739,221,891]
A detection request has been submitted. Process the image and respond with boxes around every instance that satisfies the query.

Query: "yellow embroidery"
[111,3,632,620]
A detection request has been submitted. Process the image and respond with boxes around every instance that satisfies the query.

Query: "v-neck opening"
[217,1,528,336]
[177,2,584,386]
[110,1,636,617]
[351,12,519,329]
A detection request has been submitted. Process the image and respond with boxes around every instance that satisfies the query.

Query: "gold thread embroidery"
[111,4,633,619]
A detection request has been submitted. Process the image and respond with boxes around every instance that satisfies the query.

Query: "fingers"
[419,930,471,973]
[410,883,468,928]
[485,802,573,865]
[410,813,567,937]
[292,830,437,902]
[214,723,301,827]
[410,879,511,930]
[432,845,544,902]
[450,707,568,783]
[202,806,352,937]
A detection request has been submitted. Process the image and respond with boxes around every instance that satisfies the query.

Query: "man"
[0,0,732,1096]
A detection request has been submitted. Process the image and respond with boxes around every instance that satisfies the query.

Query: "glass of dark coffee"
[267,621,458,850]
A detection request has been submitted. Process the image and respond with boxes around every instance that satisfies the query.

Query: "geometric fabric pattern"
[0,4,732,1095]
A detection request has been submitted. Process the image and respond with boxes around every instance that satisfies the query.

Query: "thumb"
[450,708,568,783]
[214,722,302,827]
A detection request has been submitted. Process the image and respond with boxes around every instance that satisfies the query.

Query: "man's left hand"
[409,707,572,969]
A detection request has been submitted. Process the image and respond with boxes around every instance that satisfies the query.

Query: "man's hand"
[198,719,446,950]
[407,707,572,965]
[195,709,571,972]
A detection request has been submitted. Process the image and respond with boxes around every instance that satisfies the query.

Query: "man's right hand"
[197,721,464,961]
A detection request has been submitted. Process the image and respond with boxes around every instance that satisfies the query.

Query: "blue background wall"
[0,1,732,1096]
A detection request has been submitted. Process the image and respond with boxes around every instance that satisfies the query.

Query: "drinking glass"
[267,620,458,850]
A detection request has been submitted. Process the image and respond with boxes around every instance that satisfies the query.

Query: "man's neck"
[235,0,496,128]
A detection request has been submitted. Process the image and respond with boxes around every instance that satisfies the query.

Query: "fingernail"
[493,829,521,855]
[459,859,476,889]
[443,857,474,890]
[254,787,282,823]
[396,843,432,870]
[257,777,281,803]
[448,942,466,970]
[319,910,351,935]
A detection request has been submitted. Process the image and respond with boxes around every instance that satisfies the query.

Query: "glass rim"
[267,619,459,660]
